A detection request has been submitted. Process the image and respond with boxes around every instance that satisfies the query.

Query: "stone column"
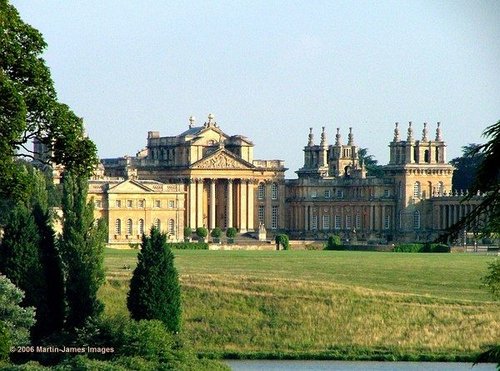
[227,179,233,228]
[239,179,248,232]
[247,179,255,231]
[304,205,309,231]
[196,179,204,228]
[189,180,196,228]
[209,179,216,230]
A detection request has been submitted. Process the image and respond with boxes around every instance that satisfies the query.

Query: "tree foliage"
[0,275,35,347]
[482,258,500,300]
[325,235,343,250]
[438,121,500,242]
[128,227,181,333]
[59,171,106,329]
[450,144,484,192]
[358,148,384,178]
[275,234,289,250]
[0,0,98,201]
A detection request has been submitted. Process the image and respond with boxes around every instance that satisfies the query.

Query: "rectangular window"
[258,205,265,225]
[337,190,344,199]
[115,200,121,208]
[384,214,390,229]
[322,215,330,230]
[355,214,361,229]
[311,190,317,198]
[168,200,175,208]
[138,200,145,208]
[334,215,341,230]
[258,183,265,200]
[311,215,318,230]
[127,200,133,208]
[384,189,390,198]
[271,206,278,230]
[324,189,331,199]
[345,215,352,230]
[155,200,161,208]
[271,184,278,200]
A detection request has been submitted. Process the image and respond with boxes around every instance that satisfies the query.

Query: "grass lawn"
[99,248,500,360]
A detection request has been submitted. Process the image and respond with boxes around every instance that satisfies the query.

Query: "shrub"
[226,227,237,244]
[167,242,208,250]
[427,243,450,253]
[210,227,222,238]
[325,235,344,250]
[128,227,181,333]
[183,226,192,239]
[482,258,500,300]
[196,227,208,242]
[275,234,289,250]
[0,323,10,362]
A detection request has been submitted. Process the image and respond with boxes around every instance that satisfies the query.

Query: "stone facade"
[36,115,485,244]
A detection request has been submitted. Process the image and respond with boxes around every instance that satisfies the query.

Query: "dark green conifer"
[128,227,181,333]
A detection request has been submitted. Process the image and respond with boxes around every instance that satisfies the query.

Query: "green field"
[100,249,500,361]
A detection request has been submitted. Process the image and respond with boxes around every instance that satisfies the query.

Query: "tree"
[438,121,500,242]
[59,171,106,329]
[183,226,192,241]
[449,144,484,192]
[0,275,35,347]
[0,165,65,340]
[127,227,181,333]
[226,227,237,244]
[210,227,222,242]
[0,0,98,201]
[358,148,384,178]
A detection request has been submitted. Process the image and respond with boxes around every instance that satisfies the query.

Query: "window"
[413,182,421,199]
[383,189,390,198]
[337,189,344,199]
[384,214,390,229]
[322,215,330,230]
[154,218,161,231]
[138,200,145,208]
[311,214,318,230]
[115,200,122,208]
[334,215,341,230]
[127,200,133,208]
[155,200,161,208]
[355,214,361,229]
[258,205,265,225]
[168,200,175,208]
[311,190,317,198]
[271,183,278,200]
[345,215,352,230]
[271,206,278,229]
[115,219,121,234]
[138,219,145,235]
[413,211,421,229]
[324,189,331,199]
[168,219,175,234]
[258,183,265,200]
[127,219,133,235]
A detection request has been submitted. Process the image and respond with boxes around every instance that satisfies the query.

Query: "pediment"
[108,180,155,193]
[191,149,254,170]
[190,127,228,145]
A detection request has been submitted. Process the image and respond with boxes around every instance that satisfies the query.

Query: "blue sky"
[12,0,500,177]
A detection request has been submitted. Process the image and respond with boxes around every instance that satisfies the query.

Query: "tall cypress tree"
[128,227,181,333]
[60,170,106,329]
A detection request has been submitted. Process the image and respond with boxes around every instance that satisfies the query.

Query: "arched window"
[258,183,265,200]
[138,219,145,235]
[271,183,278,200]
[168,219,175,234]
[154,218,161,231]
[126,219,133,235]
[413,211,421,230]
[413,182,421,199]
[115,219,121,235]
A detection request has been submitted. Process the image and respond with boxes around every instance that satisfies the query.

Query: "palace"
[40,114,484,245]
